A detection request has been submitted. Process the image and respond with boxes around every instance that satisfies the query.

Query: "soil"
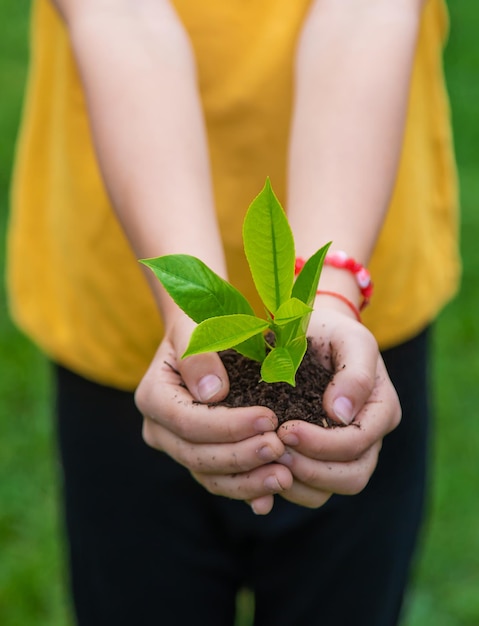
[214,338,343,428]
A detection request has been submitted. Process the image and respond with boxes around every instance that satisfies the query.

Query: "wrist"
[314,290,361,322]
[317,265,361,308]
[295,251,373,312]
[323,250,373,310]
[295,251,374,322]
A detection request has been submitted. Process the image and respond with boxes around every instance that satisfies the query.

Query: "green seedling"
[140,179,330,386]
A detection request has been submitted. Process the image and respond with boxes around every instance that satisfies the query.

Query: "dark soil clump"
[215,339,341,428]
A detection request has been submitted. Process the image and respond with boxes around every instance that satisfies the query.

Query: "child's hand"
[276,306,401,507]
[135,314,293,514]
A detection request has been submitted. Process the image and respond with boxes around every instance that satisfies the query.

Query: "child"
[8,0,459,624]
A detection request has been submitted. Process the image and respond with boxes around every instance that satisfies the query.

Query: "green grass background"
[1,2,478,624]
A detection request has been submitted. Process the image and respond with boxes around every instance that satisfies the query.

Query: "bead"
[295,251,373,311]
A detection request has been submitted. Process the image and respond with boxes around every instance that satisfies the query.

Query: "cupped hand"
[276,305,401,508]
[135,314,293,515]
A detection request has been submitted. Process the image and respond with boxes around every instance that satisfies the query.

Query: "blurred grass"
[0,1,72,624]
[0,2,478,625]
[402,4,479,623]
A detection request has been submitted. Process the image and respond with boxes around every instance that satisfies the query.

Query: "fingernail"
[281,433,299,447]
[333,396,355,425]
[258,446,276,463]
[255,416,276,433]
[250,500,269,516]
[251,502,261,515]
[197,374,222,402]
[278,451,293,467]
[264,476,283,492]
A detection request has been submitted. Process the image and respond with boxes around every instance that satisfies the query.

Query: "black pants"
[56,329,431,626]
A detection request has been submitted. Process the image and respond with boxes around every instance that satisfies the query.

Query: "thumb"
[179,351,230,403]
[171,313,230,403]
[322,325,379,425]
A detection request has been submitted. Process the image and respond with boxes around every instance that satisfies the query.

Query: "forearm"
[288,0,424,300]
[54,1,226,320]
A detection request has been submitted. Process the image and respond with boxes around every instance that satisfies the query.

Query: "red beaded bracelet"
[295,251,373,311]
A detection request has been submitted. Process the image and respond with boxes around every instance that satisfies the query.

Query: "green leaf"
[274,318,305,353]
[243,178,295,314]
[182,315,268,358]
[139,254,254,322]
[285,335,308,375]
[292,243,332,307]
[273,297,313,326]
[230,337,267,363]
[261,348,296,385]
[261,336,308,386]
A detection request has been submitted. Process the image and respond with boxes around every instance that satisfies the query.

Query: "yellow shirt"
[8,0,460,390]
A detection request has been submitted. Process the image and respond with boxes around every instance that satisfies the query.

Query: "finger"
[278,419,386,464]
[136,350,278,443]
[249,495,275,515]
[277,366,400,462]
[278,442,381,495]
[179,352,230,404]
[140,381,277,443]
[142,417,285,474]
[279,482,331,509]
[321,323,380,425]
[170,314,230,403]
[191,463,293,501]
